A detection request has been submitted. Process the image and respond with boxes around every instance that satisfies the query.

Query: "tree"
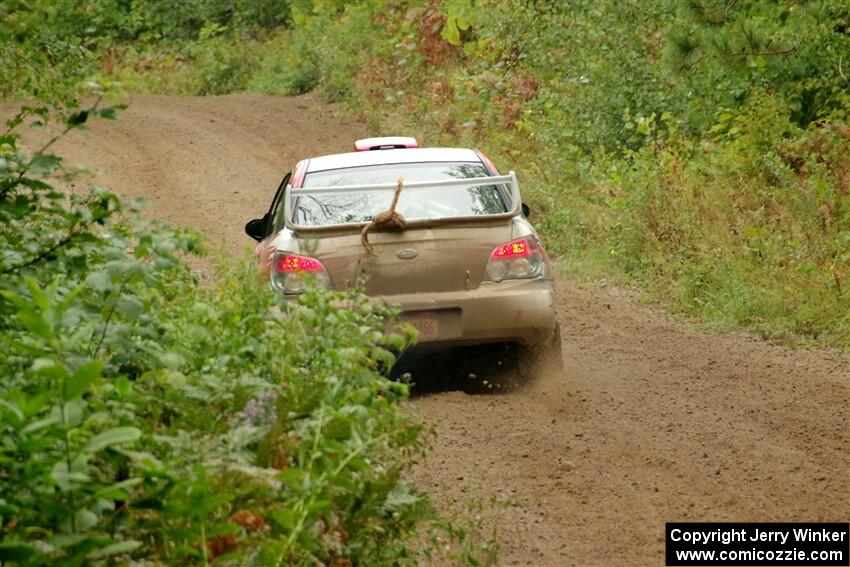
[666,0,850,126]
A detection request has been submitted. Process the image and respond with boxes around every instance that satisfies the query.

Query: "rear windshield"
[291,162,509,226]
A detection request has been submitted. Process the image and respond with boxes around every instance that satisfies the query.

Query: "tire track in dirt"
[20,94,848,566]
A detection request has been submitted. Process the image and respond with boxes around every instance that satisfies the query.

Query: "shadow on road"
[391,343,521,397]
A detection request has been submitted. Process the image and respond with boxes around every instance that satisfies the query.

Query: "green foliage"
[248,0,388,99]
[591,96,850,342]
[665,0,850,127]
[441,0,476,47]
[0,1,97,103]
[187,32,261,95]
[1,0,295,99]
[0,103,201,563]
[249,32,322,95]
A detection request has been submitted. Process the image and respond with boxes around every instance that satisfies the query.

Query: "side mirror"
[521,203,531,218]
[245,215,269,242]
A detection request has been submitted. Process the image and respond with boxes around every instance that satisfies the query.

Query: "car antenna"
[360,177,406,256]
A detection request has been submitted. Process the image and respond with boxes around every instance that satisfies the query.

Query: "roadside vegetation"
[11,0,844,348]
[1,3,496,565]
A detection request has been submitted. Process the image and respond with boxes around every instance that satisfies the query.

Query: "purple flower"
[239,390,278,426]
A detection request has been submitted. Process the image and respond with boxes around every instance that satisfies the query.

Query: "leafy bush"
[189,28,261,95]
[0,2,97,102]
[249,32,322,95]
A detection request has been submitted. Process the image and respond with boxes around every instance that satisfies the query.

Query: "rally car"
[245,137,562,382]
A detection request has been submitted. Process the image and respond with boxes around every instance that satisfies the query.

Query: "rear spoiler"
[283,172,521,233]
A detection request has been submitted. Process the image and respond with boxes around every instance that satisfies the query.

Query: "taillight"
[270,251,331,293]
[484,237,545,282]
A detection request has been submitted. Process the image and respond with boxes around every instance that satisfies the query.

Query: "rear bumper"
[383,277,557,348]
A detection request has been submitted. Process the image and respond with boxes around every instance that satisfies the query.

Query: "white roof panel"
[306,147,481,172]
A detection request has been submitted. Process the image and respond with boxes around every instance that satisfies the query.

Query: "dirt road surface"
[21,95,849,566]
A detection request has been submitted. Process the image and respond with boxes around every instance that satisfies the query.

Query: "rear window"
[291,162,508,226]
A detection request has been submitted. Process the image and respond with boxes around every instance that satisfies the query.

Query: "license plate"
[400,313,440,341]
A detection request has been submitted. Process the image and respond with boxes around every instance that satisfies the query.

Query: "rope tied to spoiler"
[360,177,406,256]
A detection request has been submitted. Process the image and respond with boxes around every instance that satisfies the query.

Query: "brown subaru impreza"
[245,137,562,382]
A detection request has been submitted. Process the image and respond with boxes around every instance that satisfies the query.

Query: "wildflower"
[238,390,277,426]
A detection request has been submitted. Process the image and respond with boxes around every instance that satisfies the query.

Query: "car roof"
[306,147,481,173]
